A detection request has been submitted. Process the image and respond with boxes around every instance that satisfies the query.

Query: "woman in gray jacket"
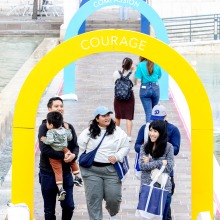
[78,106,130,220]
[139,120,174,220]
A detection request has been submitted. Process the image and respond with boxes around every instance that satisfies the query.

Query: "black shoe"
[58,188,66,201]
[73,176,83,187]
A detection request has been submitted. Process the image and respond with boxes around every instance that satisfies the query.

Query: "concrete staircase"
[86,19,140,32]
[0,18,140,36]
[0,18,62,36]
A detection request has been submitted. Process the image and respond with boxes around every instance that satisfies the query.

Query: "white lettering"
[139,40,147,51]
[80,36,147,51]
[81,40,90,50]
[113,0,139,7]
[94,0,112,8]
[101,37,109,46]
[119,36,128,46]
[90,37,100,48]
[129,38,138,48]
[111,36,118,45]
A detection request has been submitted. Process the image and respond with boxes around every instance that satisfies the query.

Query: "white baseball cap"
[150,104,166,120]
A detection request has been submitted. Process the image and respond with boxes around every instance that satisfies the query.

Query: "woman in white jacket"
[78,106,130,220]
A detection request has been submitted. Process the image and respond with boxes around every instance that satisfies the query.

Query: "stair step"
[0,29,59,36]
[86,20,140,32]
[86,20,140,24]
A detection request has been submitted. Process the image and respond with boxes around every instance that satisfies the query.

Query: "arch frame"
[12,30,213,220]
[63,0,169,100]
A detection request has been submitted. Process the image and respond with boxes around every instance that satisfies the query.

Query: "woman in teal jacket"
[135,57,162,122]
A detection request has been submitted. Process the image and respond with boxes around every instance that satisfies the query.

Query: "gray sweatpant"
[80,165,122,220]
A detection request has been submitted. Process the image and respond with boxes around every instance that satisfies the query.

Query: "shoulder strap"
[118,70,123,77]
[126,71,132,78]
[150,165,166,186]
[95,132,107,151]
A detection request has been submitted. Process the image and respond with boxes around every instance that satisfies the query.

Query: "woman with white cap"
[78,106,130,220]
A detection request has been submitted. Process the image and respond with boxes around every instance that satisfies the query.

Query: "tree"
[32,0,38,19]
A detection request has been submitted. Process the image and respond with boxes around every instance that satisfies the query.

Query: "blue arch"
[63,0,169,100]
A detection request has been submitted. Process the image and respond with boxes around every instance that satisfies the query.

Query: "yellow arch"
[12,30,213,219]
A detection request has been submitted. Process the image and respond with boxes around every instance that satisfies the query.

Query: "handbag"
[79,132,106,168]
[151,169,169,185]
[134,152,141,180]
[135,166,169,219]
[113,156,129,181]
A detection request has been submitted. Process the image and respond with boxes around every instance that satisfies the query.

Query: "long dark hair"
[122,57,133,74]
[144,120,167,158]
[88,116,116,139]
[139,56,154,75]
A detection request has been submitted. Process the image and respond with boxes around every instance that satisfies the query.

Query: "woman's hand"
[131,66,136,72]
[64,152,75,163]
[142,156,149,164]
[162,160,167,166]
[108,155,117,164]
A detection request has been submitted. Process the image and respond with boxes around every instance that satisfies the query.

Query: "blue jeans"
[163,193,172,220]
[39,170,74,220]
[139,82,160,122]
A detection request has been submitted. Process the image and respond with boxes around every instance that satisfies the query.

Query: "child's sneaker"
[73,176,83,187]
[58,188,66,201]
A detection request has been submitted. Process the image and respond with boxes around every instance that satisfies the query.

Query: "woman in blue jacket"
[135,57,162,122]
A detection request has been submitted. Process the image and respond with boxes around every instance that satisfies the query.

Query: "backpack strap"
[118,70,132,78]
[126,71,132,78]
[118,70,123,77]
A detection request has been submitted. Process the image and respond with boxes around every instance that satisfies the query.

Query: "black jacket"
[38,119,79,174]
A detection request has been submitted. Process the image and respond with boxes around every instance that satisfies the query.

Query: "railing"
[163,14,220,43]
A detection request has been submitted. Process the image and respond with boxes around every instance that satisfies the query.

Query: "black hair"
[144,120,167,158]
[88,116,116,139]
[122,57,133,73]
[47,97,63,108]
[46,111,63,129]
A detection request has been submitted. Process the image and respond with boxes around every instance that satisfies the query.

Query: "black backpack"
[114,71,133,101]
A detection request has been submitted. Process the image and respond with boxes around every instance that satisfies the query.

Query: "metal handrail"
[163,14,220,43]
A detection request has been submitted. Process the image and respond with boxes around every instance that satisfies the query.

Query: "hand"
[64,152,75,163]
[63,122,69,129]
[108,155,117,164]
[63,149,70,159]
[40,136,45,142]
[162,160,167,166]
[142,156,149,163]
[131,66,135,72]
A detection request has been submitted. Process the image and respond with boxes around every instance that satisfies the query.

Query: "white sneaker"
[128,136,132,142]
[109,215,117,220]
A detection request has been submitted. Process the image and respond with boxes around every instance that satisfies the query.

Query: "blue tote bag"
[134,152,141,180]
[113,156,129,181]
[135,166,169,219]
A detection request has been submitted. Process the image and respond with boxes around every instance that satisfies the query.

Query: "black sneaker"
[58,188,66,201]
[73,176,83,187]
